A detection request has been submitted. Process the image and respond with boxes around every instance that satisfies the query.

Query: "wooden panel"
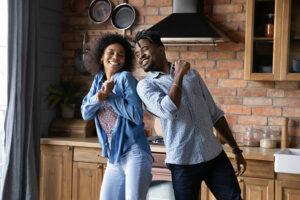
[275,179,300,200]
[276,173,300,182]
[73,147,107,163]
[151,167,172,181]
[242,177,274,200]
[244,0,255,80]
[39,145,73,200]
[72,162,105,200]
[201,182,217,200]
[273,0,283,80]
[152,152,167,168]
[230,158,274,179]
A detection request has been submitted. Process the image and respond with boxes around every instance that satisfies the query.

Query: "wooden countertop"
[41,137,101,148]
[41,137,279,161]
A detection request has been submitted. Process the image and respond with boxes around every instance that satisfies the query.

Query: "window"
[0,0,8,188]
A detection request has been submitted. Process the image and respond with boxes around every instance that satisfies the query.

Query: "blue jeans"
[167,151,242,200]
[100,144,153,200]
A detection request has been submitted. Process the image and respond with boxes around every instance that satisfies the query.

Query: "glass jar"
[243,127,262,147]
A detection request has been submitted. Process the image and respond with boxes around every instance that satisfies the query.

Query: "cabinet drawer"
[152,153,167,168]
[74,147,107,164]
[152,167,172,181]
[230,158,274,179]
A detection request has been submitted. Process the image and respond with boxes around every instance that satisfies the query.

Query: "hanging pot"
[111,0,136,37]
[88,0,112,24]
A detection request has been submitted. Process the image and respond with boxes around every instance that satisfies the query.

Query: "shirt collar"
[99,71,121,83]
[148,62,174,79]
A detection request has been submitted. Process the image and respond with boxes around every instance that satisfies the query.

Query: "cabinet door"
[39,145,73,200]
[241,177,274,200]
[280,0,300,80]
[244,0,283,80]
[72,162,106,200]
[275,180,300,200]
[201,182,216,200]
[201,177,274,200]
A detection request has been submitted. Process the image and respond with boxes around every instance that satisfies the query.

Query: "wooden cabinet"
[72,147,107,200]
[39,145,73,200]
[275,173,300,200]
[201,158,275,200]
[244,0,300,80]
[39,144,107,200]
[72,162,105,200]
[239,177,274,200]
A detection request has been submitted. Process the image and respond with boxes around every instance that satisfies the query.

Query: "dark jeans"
[167,151,242,200]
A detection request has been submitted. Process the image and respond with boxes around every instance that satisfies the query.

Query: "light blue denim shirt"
[137,64,224,164]
[81,71,151,164]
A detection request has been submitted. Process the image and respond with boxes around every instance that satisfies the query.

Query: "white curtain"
[0,0,39,199]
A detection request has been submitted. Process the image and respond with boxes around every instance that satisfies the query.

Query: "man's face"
[134,39,162,72]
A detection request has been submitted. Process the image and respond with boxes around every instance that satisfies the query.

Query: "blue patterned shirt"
[81,71,151,164]
[137,64,224,164]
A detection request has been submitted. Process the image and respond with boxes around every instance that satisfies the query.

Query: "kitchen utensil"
[74,32,89,75]
[88,0,112,24]
[111,0,135,37]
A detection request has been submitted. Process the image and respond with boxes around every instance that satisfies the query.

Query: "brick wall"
[62,0,300,147]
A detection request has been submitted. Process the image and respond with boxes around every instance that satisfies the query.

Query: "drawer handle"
[67,146,72,151]
[97,164,102,168]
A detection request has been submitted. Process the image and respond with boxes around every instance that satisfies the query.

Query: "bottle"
[265,13,274,37]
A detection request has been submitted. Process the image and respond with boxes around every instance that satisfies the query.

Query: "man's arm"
[214,116,247,176]
[168,60,190,109]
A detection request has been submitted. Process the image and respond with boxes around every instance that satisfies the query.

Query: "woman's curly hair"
[84,34,133,75]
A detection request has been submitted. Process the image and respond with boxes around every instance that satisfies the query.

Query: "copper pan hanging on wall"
[88,0,112,24]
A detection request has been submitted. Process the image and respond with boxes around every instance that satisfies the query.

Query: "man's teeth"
[142,59,148,65]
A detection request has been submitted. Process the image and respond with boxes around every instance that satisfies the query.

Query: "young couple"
[81,31,247,200]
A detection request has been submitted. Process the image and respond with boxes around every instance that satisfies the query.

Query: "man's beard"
[143,62,156,72]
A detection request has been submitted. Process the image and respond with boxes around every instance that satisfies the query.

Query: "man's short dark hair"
[133,30,164,47]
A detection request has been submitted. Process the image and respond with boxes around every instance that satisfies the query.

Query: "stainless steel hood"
[147,0,229,45]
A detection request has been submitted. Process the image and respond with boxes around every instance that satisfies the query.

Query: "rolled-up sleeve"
[137,79,178,119]
[81,76,101,120]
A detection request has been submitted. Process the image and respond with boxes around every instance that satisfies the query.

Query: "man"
[133,30,247,200]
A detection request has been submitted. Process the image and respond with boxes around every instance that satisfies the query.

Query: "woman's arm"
[81,75,102,120]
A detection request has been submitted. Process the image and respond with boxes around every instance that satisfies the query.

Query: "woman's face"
[101,43,126,76]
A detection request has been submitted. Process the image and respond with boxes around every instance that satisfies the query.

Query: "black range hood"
[147,0,229,45]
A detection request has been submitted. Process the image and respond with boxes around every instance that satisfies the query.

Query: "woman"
[81,34,152,200]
